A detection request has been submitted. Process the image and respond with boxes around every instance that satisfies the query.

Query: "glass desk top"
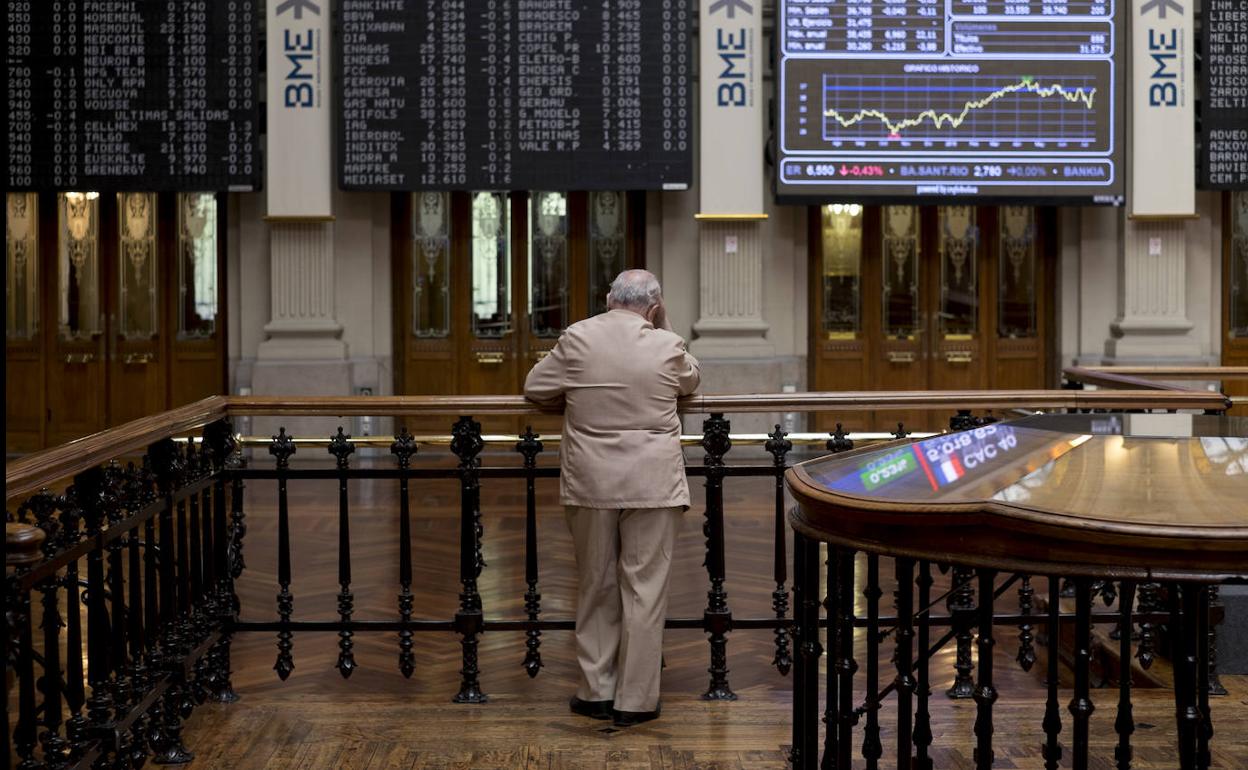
[797,414,1248,527]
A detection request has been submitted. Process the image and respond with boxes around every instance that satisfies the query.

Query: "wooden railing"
[5,387,1234,769]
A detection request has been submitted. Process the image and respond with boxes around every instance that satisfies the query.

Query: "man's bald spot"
[606,269,662,312]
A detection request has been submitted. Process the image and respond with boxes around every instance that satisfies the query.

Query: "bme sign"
[1131,0,1195,217]
[699,0,765,217]
[266,0,332,218]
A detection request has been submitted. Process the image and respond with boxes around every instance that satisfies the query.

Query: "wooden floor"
[180,450,1248,768]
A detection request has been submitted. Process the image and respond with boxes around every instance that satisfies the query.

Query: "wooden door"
[48,191,109,446]
[5,193,47,452]
[810,204,1055,433]
[6,191,227,452]
[394,190,643,434]
[1225,191,1248,415]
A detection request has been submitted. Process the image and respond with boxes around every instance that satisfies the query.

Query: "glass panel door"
[821,203,863,338]
[998,206,1037,338]
[6,193,39,340]
[178,193,219,339]
[58,191,102,339]
[937,205,978,339]
[589,191,627,316]
[528,191,568,337]
[411,191,451,338]
[118,192,158,340]
[470,191,512,338]
[881,205,921,339]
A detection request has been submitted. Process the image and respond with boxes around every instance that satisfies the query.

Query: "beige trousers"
[565,505,683,713]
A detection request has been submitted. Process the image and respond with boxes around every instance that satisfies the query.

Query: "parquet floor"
[180,450,1248,768]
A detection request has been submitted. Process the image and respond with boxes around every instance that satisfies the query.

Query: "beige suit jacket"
[523,309,701,509]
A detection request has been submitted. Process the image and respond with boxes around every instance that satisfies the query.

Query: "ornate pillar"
[257,222,346,360]
[1104,218,1196,360]
[690,220,773,359]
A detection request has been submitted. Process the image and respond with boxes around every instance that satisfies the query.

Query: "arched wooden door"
[808,204,1056,433]
[393,190,645,432]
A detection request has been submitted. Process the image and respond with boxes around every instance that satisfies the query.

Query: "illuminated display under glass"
[776,0,1124,202]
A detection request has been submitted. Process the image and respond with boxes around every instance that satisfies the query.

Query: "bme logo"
[1140,0,1184,107]
[277,0,322,109]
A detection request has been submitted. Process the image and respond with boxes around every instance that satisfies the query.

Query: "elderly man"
[523,269,700,727]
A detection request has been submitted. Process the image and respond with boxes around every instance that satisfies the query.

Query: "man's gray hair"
[606,269,662,310]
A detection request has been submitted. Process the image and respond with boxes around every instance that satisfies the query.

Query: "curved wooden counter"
[786,413,1248,581]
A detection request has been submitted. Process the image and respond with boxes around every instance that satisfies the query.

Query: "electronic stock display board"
[6,0,260,191]
[1200,0,1248,190]
[776,0,1125,202]
[338,0,693,191]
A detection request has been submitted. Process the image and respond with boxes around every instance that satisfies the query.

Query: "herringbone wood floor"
[182,451,1248,768]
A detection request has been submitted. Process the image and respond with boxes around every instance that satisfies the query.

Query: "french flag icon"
[938,455,965,485]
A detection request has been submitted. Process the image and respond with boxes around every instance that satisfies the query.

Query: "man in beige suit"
[524,269,699,727]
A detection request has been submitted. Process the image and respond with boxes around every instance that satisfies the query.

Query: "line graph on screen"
[821,73,1103,147]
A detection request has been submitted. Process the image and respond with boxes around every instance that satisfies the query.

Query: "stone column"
[257,222,346,359]
[1104,218,1197,361]
[690,219,774,359]
[252,220,351,438]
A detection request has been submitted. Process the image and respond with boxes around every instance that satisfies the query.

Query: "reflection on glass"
[411,192,450,338]
[589,191,626,316]
[58,192,102,339]
[118,192,158,340]
[529,191,568,338]
[821,203,863,337]
[1232,192,1248,338]
[6,192,39,340]
[178,193,218,339]
[1199,437,1248,476]
[998,206,1036,338]
[938,205,978,337]
[471,192,511,338]
[881,205,920,338]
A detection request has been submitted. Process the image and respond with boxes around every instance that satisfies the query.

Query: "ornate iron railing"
[5,385,1232,768]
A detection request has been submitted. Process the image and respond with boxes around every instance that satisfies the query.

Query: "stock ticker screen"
[776,0,1125,202]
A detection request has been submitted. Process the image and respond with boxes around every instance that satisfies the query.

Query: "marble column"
[690,219,774,359]
[1104,218,1197,361]
[252,220,351,439]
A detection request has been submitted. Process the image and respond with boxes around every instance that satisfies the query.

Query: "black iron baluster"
[329,427,357,678]
[826,422,854,454]
[13,577,39,770]
[913,561,933,770]
[791,530,806,770]
[270,429,296,680]
[791,530,822,770]
[862,554,883,769]
[1042,575,1063,770]
[392,427,418,679]
[1069,577,1095,770]
[1196,584,1212,770]
[1017,574,1036,672]
[451,415,487,703]
[701,413,736,700]
[822,548,838,770]
[1206,586,1226,695]
[1115,581,1135,770]
[1135,582,1159,670]
[62,492,89,757]
[1173,584,1200,770]
[766,425,793,677]
[39,570,69,767]
[835,549,857,770]
[894,557,916,770]
[516,426,544,678]
[104,463,133,713]
[947,565,976,698]
[188,470,204,626]
[78,468,117,744]
[972,569,998,770]
[205,420,240,703]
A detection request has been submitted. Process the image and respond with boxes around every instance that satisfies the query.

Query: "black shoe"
[612,704,661,727]
[570,696,614,720]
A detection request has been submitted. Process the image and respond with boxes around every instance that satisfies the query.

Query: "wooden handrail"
[1077,366,1248,380]
[6,389,1229,503]
[1062,366,1191,392]
[5,396,229,501]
